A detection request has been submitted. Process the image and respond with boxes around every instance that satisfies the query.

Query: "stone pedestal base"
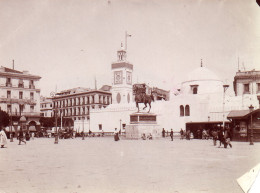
[125,113,160,139]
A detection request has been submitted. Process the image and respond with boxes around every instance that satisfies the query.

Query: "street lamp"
[120,119,122,135]
[82,117,85,140]
[222,84,229,129]
[249,105,254,145]
[54,109,58,144]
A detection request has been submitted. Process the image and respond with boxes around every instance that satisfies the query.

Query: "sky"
[0,0,259,96]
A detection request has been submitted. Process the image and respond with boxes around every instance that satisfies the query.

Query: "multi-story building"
[233,69,260,96]
[40,96,53,117]
[0,66,41,132]
[52,87,112,123]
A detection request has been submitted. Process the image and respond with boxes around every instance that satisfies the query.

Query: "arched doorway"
[28,121,37,132]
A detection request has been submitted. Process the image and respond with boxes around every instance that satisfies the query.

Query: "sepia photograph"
[0,0,260,192]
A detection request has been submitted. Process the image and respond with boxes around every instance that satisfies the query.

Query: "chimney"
[12,60,14,69]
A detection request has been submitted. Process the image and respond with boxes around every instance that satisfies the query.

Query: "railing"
[29,85,35,89]
[18,83,24,88]
[21,112,41,117]
[0,98,37,105]
[6,83,12,87]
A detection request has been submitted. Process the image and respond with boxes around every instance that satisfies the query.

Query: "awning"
[227,110,250,119]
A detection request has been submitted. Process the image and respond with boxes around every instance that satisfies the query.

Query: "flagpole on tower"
[125,31,132,50]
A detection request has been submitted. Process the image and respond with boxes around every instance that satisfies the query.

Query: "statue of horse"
[135,93,154,113]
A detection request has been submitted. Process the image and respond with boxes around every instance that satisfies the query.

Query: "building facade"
[0,66,41,132]
[52,87,112,131]
[40,96,53,117]
[233,70,260,96]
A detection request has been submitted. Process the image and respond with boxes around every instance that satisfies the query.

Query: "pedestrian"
[180,128,184,140]
[224,128,232,148]
[162,128,165,138]
[114,128,119,141]
[218,128,225,148]
[18,131,26,145]
[211,130,218,146]
[170,129,174,141]
[0,128,8,148]
[31,132,35,140]
[25,132,30,141]
[186,130,191,140]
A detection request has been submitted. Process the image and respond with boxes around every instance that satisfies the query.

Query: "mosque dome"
[181,65,223,95]
[184,66,220,83]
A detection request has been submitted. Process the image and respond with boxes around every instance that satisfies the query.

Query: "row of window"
[243,83,260,94]
[41,103,52,108]
[6,90,34,100]
[7,104,34,114]
[53,95,111,108]
[180,105,190,116]
[5,78,35,89]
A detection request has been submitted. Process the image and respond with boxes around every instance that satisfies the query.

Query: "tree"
[0,109,10,128]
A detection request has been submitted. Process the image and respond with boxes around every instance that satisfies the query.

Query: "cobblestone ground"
[0,137,260,193]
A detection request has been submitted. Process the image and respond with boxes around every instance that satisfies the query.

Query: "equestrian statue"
[133,84,154,113]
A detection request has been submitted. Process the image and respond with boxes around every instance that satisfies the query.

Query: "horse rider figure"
[133,84,154,113]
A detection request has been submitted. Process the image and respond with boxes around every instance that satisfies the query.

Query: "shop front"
[227,109,260,142]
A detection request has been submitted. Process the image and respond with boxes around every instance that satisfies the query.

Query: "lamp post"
[54,109,58,144]
[9,106,13,142]
[119,119,122,135]
[82,117,85,140]
[222,84,229,129]
[249,105,254,145]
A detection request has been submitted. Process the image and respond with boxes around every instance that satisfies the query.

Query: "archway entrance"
[28,121,37,132]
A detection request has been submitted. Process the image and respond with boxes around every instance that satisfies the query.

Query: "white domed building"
[156,64,229,137]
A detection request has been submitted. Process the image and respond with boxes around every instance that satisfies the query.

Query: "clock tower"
[111,44,133,104]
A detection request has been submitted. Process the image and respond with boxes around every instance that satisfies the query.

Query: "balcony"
[6,83,12,87]
[7,112,41,117]
[0,98,37,105]
[21,112,41,117]
[18,83,24,88]
[29,84,35,89]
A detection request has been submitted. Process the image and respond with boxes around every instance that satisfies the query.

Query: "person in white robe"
[0,128,8,148]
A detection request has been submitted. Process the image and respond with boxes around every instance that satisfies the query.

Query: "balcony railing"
[6,83,12,87]
[29,84,35,89]
[21,112,41,117]
[18,83,24,88]
[0,98,37,105]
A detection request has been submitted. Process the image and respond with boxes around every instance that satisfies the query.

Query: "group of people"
[212,128,232,148]
[180,128,192,140]
[162,128,174,141]
[141,133,153,140]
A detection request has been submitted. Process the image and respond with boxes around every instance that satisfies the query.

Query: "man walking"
[170,129,174,141]
[224,128,232,148]
[18,131,26,145]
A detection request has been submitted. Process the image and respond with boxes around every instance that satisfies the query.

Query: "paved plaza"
[0,137,260,193]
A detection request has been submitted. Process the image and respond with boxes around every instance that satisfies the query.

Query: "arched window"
[180,105,184,117]
[193,87,197,94]
[185,105,190,116]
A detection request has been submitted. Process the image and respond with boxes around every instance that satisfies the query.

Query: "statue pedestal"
[125,113,161,139]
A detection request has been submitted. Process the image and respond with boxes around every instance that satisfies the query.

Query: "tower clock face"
[126,71,132,84]
[114,71,122,84]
